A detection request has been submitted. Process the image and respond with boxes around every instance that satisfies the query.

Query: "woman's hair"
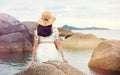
[37,24,52,37]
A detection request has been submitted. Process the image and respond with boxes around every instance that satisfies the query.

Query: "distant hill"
[62,25,110,30]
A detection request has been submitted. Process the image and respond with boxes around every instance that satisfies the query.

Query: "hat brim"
[38,16,56,26]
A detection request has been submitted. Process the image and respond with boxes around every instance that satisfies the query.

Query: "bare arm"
[31,39,38,61]
[29,31,39,67]
[55,39,68,63]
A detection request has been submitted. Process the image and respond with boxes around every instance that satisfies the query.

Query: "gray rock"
[22,21,39,43]
[0,13,20,28]
[0,27,32,52]
[0,13,32,52]
[22,21,39,35]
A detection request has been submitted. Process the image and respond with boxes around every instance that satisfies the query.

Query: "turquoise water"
[0,30,120,75]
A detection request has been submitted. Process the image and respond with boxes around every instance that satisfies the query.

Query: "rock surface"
[89,40,120,71]
[0,13,32,52]
[22,21,39,43]
[62,33,103,50]
[58,28,73,36]
[22,21,38,35]
[15,61,86,75]
[0,13,20,28]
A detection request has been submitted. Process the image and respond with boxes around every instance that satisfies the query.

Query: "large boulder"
[89,40,120,71]
[0,13,32,52]
[61,33,103,50]
[0,24,32,52]
[15,61,86,75]
[22,21,39,43]
[22,21,38,35]
[0,13,20,28]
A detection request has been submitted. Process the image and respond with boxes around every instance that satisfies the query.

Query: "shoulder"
[53,26,58,30]
[34,29,38,35]
[52,26,59,32]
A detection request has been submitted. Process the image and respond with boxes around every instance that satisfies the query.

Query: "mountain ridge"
[62,25,110,30]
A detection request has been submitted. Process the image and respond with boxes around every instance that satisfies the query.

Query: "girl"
[29,11,68,67]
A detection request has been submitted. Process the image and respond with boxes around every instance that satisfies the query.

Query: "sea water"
[72,30,120,40]
[0,30,120,75]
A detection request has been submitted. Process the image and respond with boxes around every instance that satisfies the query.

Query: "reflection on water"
[0,52,31,75]
[64,50,93,75]
[64,50,120,75]
[0,50,120,75]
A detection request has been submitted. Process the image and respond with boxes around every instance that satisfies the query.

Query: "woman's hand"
[62,57,68,63]
[28,59,34,67]
[55,39,68,64]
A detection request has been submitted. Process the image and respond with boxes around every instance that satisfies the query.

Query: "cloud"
[0,0,120,29]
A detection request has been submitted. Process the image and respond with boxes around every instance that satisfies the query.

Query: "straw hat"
[38,11,56,26]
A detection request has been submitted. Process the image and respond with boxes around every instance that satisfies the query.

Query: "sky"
[0,0,120,29]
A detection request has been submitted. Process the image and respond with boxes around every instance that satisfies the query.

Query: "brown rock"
[15,61,86,75]
[62,33,103,50]
[58,28,73,36]
[88,40,120,71]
